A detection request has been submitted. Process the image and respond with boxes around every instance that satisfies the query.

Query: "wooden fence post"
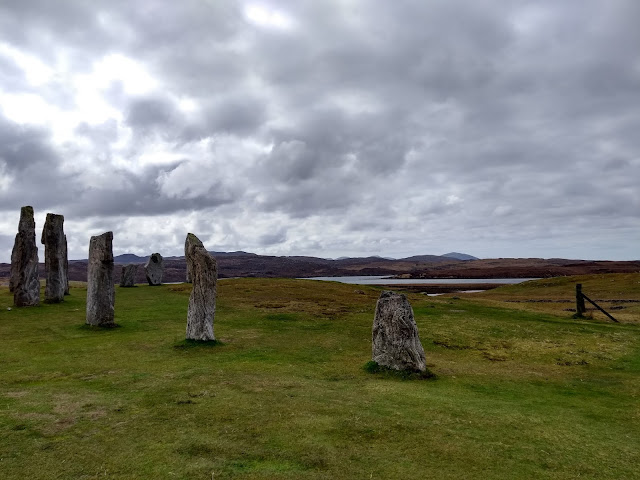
[576,284,586,317]
[575,283,619,323]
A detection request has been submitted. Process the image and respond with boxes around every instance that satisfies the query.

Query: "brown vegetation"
[0,254,637,284]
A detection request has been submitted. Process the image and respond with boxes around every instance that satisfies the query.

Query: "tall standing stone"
[9,239,18,293]
[372,291,427,372]
[11,206,40,307]
[144,253,164,286]
[41,213,67,303]
[120,264,138,287]
[63,235,70,295]
[185,235,192,283]
[185,233,217,341]
[86,232,116,327]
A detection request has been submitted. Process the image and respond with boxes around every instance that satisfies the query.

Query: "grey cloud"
[67,163,238,219]
[180,94,269,141]
[258,230,287,247]
[124,92,268,142]
[0,119,57,172]
[126,96,177,130]
[75,120,120,148]
[205,95,268,136]
[264,140,320,182]
[0,55,26,91]
[255,175,361,218]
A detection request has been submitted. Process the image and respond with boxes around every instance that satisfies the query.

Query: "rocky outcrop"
[86,232,115,327]
[120,264,138,287]
[372,291,426,372]
[145,253,164,286]
[11,206,40,307]
[41,213,67,303]
[185,233,217,341]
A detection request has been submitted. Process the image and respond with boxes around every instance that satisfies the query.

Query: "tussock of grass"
[363,360,436,380]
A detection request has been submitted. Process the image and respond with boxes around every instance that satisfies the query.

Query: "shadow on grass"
[174,338,224,349]
[77,323,121,331]
[363,361,436,381]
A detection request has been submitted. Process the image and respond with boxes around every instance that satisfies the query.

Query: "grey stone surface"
[9,238,18,293]
[184,235,192,283]
[11,206,40,307]
[372,291,427,372]
[144,253,164,286]
[63,235,70,295]
[86,232,115,326]
[120,264,138,287]
[41,213,67,303]
[185,233,217,341]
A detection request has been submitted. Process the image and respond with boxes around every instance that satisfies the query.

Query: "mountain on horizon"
[441,252,479,261]
[102,251,479,264]
[113,253,147,264]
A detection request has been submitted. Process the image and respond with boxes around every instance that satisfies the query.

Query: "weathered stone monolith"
[86,232,115,327]
[11,206,40,307]
[372,291,426,372]
[63,235,70,295]
[41,213,67,303]
[9,240,18,293]
[144,253,164,286]
[185,235,192,283]
[185,233,217,341]
[120,264,138,287]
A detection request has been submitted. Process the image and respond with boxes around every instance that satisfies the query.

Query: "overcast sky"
[1,0,638,262]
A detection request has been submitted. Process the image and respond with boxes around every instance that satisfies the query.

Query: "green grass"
[0,276,639,479]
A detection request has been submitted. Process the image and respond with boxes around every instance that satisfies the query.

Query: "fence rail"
[576,283,618,323]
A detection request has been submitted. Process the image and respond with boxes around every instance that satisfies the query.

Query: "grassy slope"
[471,273,640,323]
[0,276,638,479]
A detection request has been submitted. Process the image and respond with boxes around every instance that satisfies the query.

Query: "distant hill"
[3,252,637,284]
[400,254,458,263]
[113,254,148,264]
[442,252,479,261]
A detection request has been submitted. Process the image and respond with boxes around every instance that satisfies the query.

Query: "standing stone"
[9,239,18,293]
[185,235,192,283]
[144,253,164,286]
[120,264,138,287]
[11,206,40,307]
[86,232,115,327]
[63,235,70,295]
[41,213,67,303]
[372,291,427,372]
[185,233,217,341]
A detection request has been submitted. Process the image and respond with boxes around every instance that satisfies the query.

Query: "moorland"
[1,252,639,284]
[0,273,638,479]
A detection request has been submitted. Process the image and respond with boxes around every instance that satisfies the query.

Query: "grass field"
[1,274,639,479]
